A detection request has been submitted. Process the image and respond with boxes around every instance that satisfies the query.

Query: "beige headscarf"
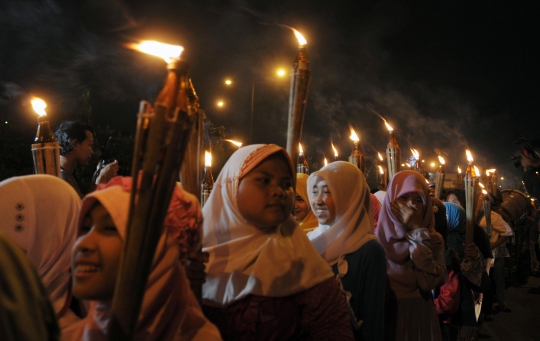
[202,144,333,308]
[296,173,319,232]
[307,161,377,269]
[0,174,81,327]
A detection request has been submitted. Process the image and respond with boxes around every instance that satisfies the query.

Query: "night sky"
[1,0,537,187]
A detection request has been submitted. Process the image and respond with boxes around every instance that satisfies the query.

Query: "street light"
[225,79,232,85]
[217,101,224,107]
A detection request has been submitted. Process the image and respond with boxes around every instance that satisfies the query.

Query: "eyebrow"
[254,170,292,180]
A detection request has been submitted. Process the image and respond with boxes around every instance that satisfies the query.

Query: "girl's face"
[293,195,310,222]
[446,193,461,207]
[71,204,123,301]
[237,154,294,231]
[396,191,425,213]
[311,179,336,225]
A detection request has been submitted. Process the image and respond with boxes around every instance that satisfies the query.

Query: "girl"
[375,170,446,341]
[0,175,82,329]
[307,161,387,340]
[294,173,319,232]
[202,144,353,340]
[64,177,220,340]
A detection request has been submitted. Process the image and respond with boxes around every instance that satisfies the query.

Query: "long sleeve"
[407,228,447,292]
[336,240,387,341]
[434,269,460,315]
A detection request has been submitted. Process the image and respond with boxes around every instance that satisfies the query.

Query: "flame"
[299,143,304,154]
[382,118,394,132]
[205,151,212,167]
[411,149,420,160]
[425,179,430,184]
[486,170,491,176]
[291,28,307,46]
[438,156,445,165]
[482,189,488,195]
[405,163,411,167]
[131,41,183,63]
[458,166,462,174]
[224,139,242,147]
[349,126,360,142]
[474,166,480,176]
[466,149,474,163]
[378,152,383,161]
[378,165,384,175]
[324,157,328,166]
[31,97,47,117]
[479,182,485,189]
[331,143,338,157]
[487,168,496,173]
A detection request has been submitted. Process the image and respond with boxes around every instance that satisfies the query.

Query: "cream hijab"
[64,177,219,340]
[0,175,81,325]
[202,144,333,308]
[307,161,377,268]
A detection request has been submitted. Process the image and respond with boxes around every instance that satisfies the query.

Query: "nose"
[73,230,97,255]
[273,184,285,198]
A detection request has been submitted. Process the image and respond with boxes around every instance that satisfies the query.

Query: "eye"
[257,177,270,184]
[80,225,91,234]
[281,181,292,189]
[296,197,305,203]
[104,226,118,233]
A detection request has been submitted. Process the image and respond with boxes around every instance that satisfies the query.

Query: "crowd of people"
[1,122,539,341]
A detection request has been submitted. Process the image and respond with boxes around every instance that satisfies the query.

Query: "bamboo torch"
[323,157,328,167]
[487,168,497,194]
[410,149,422,175]
[464,150,477,244]
[384,120,400,180]
[482,188,492,237]
[297,143,309,174]
[348,126,365,173]
[201,151,214,207]
[456,166,463,189]
[30,98,60,177]
[378,165,387,190]
[286,28,311,170]
[107,41,198,341]
[434,156,446,199]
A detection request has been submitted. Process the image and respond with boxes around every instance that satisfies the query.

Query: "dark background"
[1,0,537,188]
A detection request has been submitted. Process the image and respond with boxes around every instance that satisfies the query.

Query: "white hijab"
[0,174,81,324]
[307,161,377,268]
[202,144,333,308]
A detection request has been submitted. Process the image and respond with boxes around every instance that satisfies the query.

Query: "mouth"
[314,208,327,217]
[73,263,101,278]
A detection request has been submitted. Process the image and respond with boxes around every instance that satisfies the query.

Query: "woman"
[0,174,82,329]
[294,173,319,232]
[202,144,353,340]
[64,177,220,340]
[307,161,387,340]
[375,170,446,341]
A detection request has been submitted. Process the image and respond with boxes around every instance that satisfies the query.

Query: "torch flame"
[205,151,212,167]
[479,182,485,189]
[458,166,462,174]
[31,97,47,116]
[349,126,360,142]
[331,143,338,157]
[466,149,474,163]
[299,143,304,154]
[474,166,480,176]
[224,139,242,147]
[378,165,384,175]
[378,152,383,161]
[291,28,307,46]
[131,41,183,63]
[487,168,496,174]
[411,148,420,160]
[324,157,328,166]
[438,156,445,165]
[482,189,488,195]
[383,118,394,132]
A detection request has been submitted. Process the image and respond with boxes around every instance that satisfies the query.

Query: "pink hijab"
[64,177,219,340]
[375,170,435,265]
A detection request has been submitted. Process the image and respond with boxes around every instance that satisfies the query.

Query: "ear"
[71,139,79,149]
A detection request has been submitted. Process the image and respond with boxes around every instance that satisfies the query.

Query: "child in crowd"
[376,170,446,341]
[294,173,319,232]
[201,144,353,340]
[307,161,387,340]
[0,175,82,329]
[63,177,220,340]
